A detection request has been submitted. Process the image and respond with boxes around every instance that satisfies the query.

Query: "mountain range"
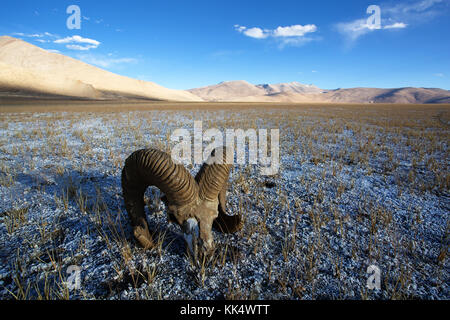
[1,36,449,104]
[189,80,450,104]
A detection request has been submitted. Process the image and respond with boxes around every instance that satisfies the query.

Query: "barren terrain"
[0,102,448,299]
[189,81,450,104]
[0,36,202,102]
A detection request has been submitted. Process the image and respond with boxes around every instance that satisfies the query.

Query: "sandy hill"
[189,80,323,102]
[189,80,266,101]
[189,80,450,104]
[323,87,450,104]
[372,87,450,104]
[0,36,202,101]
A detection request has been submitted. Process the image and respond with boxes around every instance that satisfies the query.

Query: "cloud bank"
[54,35,101,51]
[235,24,318,47]
[76,53,137,68]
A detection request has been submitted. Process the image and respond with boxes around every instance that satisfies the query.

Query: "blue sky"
[1,0,449,90]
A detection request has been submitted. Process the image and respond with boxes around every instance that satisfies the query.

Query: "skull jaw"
[177,200,219,259]
[182,217,215,258]
[183,218,200,256]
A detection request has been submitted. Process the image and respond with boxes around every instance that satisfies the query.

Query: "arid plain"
[0,101,448,299]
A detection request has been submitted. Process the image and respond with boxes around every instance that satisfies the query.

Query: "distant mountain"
[189,80,323,102]
[322,87,450,104]
[189,81,450,104]
[189,80,266,101]
[0,36,202,101]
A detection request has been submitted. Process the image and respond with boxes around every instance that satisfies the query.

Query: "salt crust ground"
[0,105,448,299]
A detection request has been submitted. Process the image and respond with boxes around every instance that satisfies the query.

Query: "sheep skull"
[121,147,243,258]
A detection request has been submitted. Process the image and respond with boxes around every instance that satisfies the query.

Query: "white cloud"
[336,16,407,42]
[383,22,408,29]
[44,32,58,38]
[54,35,100,50]
[66,44,98,51]
[414,0,443,11]
[386,0,444,16]
[336,0,447,43]
[12,32,43,38]
[12,32,59,41]
[273,24,317,37]
[76,53,137,68]
[243,27,269,39]
[54,35,100,45]
[234,25,269,39]
[235,24,318,46]
[46,49,61,54]
[434,73,445,77]
[234,24,246,32]
[335,19,374,41]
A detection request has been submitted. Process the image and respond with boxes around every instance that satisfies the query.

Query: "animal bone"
[183,218,200,256]
[121,147,243,258]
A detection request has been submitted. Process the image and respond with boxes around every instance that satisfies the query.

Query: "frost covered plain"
[0,101,448,299]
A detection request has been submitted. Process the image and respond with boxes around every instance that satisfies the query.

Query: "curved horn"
[123,148,198,206]
[195,147,243,233]
[121,148,198,247]
[214,179,243,233]
[195,147,231,201]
